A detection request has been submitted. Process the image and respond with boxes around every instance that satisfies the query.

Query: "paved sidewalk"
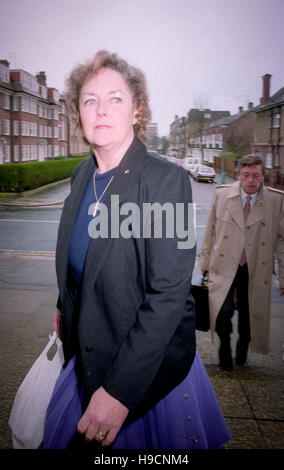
[0,178,70,208]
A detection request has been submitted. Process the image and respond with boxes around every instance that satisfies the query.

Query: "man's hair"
[237,155,265,174]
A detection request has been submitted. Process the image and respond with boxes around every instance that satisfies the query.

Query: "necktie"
[239,195,251,266]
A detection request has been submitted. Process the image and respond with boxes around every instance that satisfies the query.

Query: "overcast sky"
[0,0,283,136]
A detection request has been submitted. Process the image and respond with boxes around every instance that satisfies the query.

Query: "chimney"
[239,106,243,113]
[261,74,271,104]
[0,60,10,67]
[36,71,47,86]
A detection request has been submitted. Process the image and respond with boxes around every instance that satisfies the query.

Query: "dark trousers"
[216,264,250,365]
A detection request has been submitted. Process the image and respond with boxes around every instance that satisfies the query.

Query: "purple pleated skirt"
[39,352,231,449]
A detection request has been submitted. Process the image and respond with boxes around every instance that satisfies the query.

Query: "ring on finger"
[95,431,106,441]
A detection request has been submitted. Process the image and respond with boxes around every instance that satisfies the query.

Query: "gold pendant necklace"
[93,168,114,217]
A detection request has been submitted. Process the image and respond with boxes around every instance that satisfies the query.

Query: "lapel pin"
[124,169,130,174]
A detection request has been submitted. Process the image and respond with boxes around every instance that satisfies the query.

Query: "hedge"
[0,157,87,193]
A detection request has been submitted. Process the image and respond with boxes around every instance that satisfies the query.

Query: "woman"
[41,50,231,449]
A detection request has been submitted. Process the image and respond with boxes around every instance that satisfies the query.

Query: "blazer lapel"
[82,137,146,287]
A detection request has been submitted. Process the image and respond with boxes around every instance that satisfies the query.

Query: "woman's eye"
[85,98,96,106]
[111,97,122,104]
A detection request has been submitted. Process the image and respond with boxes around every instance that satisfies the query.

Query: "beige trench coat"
[198,181,284,354]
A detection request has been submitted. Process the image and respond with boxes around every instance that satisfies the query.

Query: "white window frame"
[4,145,11,162]
[3,94,10,109]
[13,95,19,111]
[4,119,10,135]
[265,152,272,169]
[273,113,280,128]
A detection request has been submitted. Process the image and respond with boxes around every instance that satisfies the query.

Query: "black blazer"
[56,137,196,416]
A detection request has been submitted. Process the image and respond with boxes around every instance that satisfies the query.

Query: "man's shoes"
[235,338,249,366]
[218,335,233,371]
[235,358,247,366]
[216,363,234,372]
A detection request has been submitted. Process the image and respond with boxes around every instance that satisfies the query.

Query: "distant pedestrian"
[198,155,284,370]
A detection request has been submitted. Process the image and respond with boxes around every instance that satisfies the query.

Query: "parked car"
[191,165,215,182]
[189,163,199,176]
[182,158,201,174]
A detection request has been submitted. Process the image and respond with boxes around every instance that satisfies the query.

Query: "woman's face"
[79,68,137,151]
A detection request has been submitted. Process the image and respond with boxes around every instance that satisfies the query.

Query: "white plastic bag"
[9,331,64,449]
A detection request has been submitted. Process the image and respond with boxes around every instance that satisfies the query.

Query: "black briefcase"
[191,276,210,332]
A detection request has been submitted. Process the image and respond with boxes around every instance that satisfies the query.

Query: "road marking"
[0,219,207,227]
[0,219,59,223]
[0,249,55,259]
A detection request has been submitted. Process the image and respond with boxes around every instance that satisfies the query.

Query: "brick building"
[0,60,89,164]
[146,122,158,151]
[189,104,256,165]
[170,109,230,157]
[253,74,284,187]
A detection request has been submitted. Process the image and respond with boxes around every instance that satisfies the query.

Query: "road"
[0,177,213,291]
[0,176,283,301]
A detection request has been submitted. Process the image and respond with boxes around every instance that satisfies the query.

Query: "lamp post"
[221,125,228,184]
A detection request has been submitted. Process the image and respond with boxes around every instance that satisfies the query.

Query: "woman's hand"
[77,386,129,446]
[53,309,62,340]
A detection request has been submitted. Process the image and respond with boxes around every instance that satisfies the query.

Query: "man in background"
[198,155,284,370]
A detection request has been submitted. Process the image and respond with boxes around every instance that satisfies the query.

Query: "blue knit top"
[68,166,116,284]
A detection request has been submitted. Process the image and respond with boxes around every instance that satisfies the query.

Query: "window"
[265,152,272,169]
[21,145,30,161]
[30,100,37,115]
[3,94,10,109]
[53,127,59,138]
[4,120,10,135]
[273,113,280,128]
[4,145,10,162]
[21,121,27,136]
[51,108,59,120]
[0,63,9,82]
[20,71,38,94]
[31,145,37,160]
[22,97,29,113]
[13,96,19,111]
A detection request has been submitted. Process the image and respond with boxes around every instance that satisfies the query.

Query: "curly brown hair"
[65,50,152,143]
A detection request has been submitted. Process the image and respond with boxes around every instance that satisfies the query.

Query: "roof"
[204,108,252,130]
[187,108,230,123]
[255,87,284,112]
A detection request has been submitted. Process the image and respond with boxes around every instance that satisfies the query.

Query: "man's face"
[238,164,264,194]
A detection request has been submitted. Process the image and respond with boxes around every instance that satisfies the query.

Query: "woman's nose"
[96,100,107,116]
